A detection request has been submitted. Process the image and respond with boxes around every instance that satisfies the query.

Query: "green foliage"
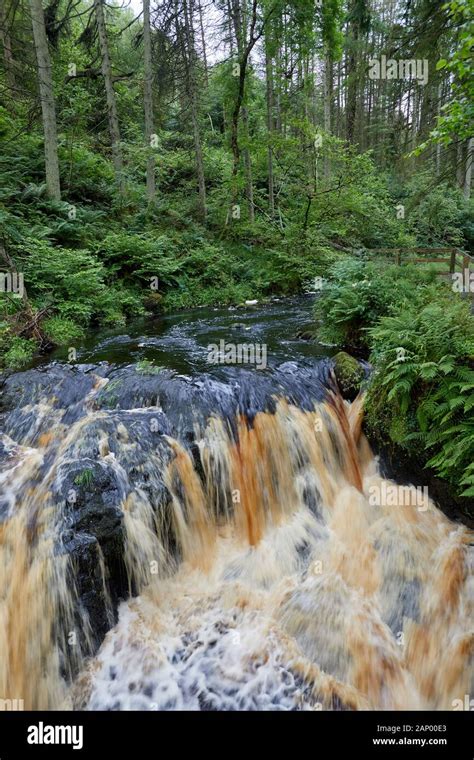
[74,469,95,488]
[402,174,471,246]
[59,144,115,205]
[321,0,344,59]
[2,337,36,370]
[94,232,182,286]
[424,369,474,496]
[314,259,439,349]
[0,0,471,386]
[418,0,474,148]
[316,257,474,496]
[42,317,84,346]
[136,359,164,375]
[366,298,474,496]
[333,350,364,398]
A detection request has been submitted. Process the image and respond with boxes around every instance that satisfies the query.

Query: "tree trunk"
[411,85,419,152]
[94,0,124,195]
[324,53,333,177]
[265,42,274,215]
[29,0,61,200]
[191,102,207,221]
[346,32,358,143]
[230,0,254,221]
[435,82,442,176]
[226,0,234,55]
[456,140,465,188]
[0,0,15,93]
[197,0,208,86]
[336,58,341,137]
[346,0,369,145]
[143,0,155,201]
[275,42,282,132]
[463,137,473,201]
[229,0,262,213]
[182,0,206,220]
[242,107,254,221]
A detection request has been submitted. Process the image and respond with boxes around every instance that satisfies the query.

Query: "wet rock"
[332,351,365,400]
[56,459,128,648]
[51,409,175,649]
[63,533,118,650]
[0,364,98,413]
[143,291,164,315]
[373,441,474,529]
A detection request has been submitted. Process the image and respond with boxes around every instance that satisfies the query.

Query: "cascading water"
[75,396,473,711]
[0,301,472,712]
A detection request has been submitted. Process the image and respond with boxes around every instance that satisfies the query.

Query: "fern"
[361,267,474,497]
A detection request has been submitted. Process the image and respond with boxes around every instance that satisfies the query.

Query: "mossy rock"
[333,351,364,400]
[143,291,164,314]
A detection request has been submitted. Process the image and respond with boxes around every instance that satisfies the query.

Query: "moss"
[136,359,163,375]
[96,378,121,407]
[143,291,164,315]
[74,468,95,488]
[333,351,364,399]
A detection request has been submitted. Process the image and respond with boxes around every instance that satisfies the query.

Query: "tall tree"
[94,0,124,195]
[463,137,473,200]
[321,0,343,174]
[0,0,15,94]
[29,0,61,200]
[265,33,274,215]
[228,0,271,213]
[345,0,370,144]
[180,0,207,220]
[231,0,255,221]
[197,0,208,85]
[143,0,156,201]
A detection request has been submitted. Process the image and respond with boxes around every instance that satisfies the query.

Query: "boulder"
[333,351,364,400]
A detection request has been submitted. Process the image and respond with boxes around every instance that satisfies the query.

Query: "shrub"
[314,259,440,350]
[365,297,474,495]
[3,337,36,369]
[404,175,470,246]
[42,317,84,346]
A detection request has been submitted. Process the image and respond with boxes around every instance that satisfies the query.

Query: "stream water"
[0,297,472,711]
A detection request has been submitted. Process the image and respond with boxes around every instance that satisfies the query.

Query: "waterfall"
[0,364,472,711]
